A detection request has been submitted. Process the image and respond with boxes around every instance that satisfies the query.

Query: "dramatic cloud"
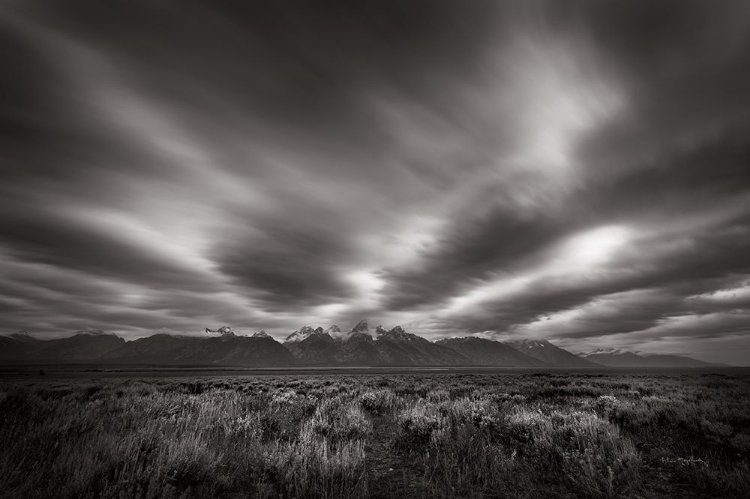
[1,0,749,363]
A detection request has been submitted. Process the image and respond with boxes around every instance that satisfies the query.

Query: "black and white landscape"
[2,1,750,498]
[3,0,750,365]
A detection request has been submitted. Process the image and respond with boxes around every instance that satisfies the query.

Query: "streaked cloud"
[1,1,749,363]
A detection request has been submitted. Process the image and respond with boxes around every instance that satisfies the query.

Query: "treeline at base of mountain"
[0,320,726,368]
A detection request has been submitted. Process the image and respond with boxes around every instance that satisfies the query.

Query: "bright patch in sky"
[552,226,630,273]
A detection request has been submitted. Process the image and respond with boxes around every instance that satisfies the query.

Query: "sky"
[1,1,750,364]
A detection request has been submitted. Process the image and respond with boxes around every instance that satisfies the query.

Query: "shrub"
[426,389,450,403]
[699,418,733,444]
[263,416,367,497]
[307,398,372,443]
[505,407,641,497]
[359,389,397,415]
[394,400,447,451]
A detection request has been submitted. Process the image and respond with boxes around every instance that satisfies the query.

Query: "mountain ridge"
[436,337,549,367]
[0,325,726,368]
[578,348,725,367]
[509,339,600,368]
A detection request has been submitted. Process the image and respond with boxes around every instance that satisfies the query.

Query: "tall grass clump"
[263,421,367,498]
[505,407,640,497]
[359,388,398,415]
[394,399,448,451]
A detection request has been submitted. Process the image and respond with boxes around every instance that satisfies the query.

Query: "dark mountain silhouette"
[283,331,339,364]
[102,333,295,366]
[0,330,124,363]
[437,337,549,367]
[0,331,41,361]
[333,332,381,364]
[34,331,125,362]
[372,326,468,365]
[578,349,722,367]
[508,339,599,368]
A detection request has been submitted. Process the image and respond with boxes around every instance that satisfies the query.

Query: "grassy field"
[1,372,749,498]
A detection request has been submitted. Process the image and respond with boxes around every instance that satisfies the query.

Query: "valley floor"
[1,371,749,498]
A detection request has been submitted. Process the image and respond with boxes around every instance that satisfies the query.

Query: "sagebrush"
[1,371,748,498]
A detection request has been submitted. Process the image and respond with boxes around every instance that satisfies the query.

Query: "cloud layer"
[2,1,750,364]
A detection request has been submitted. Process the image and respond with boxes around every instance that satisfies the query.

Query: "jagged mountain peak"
[205,326,235,336]
[438,336,487,344]
[377,326,416,341]
[327,324,356,341]
[285,325,328,343]
[351,320,369,332]
[285,325,314,342]
[252,330,270,338]
[283,323,467,366]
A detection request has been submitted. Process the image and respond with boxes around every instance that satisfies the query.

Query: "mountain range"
[578,348,725,368]
[0,322,726,368]
[282,321,468,365]
[0,329,125,363]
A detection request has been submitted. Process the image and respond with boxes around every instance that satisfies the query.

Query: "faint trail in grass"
[364,414,429,499]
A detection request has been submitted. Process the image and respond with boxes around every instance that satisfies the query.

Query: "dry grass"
[0,372,749,498]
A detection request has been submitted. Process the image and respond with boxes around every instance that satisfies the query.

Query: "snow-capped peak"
[205,326,235,336]
[378,326,410,339]
[285,325,326,343]
[326,325,351,341]
[252,330,270,338]
[285,325,315,343]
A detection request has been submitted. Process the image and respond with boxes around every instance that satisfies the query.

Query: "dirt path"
[364,414,432,498]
